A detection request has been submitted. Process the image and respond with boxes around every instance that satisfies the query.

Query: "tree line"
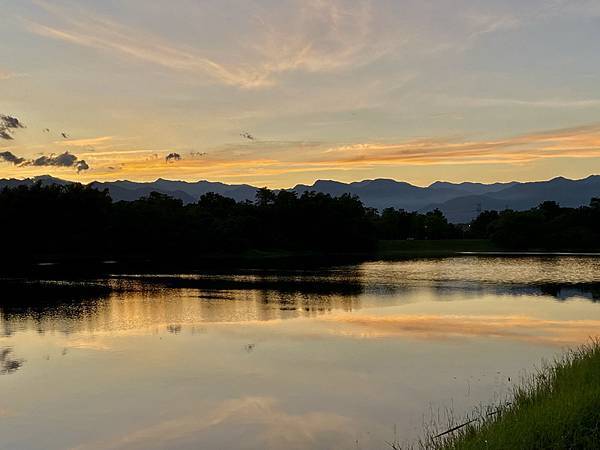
[469,199,600,250]
[1,183,598,260]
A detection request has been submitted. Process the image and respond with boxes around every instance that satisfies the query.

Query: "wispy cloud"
[3,122,599,183]
[26,19,270,88]
[25,0,388,89]
[462,11,522,43]
[449,96,600,109]
[317,124,600,167]
[55,136,114,147]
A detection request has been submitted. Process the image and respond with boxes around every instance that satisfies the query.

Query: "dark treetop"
[1,183,598,264]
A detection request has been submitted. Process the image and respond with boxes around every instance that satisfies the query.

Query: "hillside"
[1,175,598,223]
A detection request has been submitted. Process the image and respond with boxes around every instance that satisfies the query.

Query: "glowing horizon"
[2,1,600,187]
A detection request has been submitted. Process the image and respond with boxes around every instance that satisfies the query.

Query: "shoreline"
[419,341,600,450]
[3,239,600,276]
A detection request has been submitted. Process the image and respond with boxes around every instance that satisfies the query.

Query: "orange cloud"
[315,124,600,167]
[55,136,114,147]
[3,123,600,185]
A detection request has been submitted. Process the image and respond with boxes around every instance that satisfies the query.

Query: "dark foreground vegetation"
[469,198,600,250]
[1,183,599,263]
[418,341,600,450]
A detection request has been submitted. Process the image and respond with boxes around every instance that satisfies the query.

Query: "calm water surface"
[1,257,600,450]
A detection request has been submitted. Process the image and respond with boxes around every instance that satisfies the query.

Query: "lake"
[1,256,600,450]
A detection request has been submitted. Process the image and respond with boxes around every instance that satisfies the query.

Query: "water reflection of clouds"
[64,337,112,351]
[72,397,357,450]
[322,314,600,346]
[2,282,598,339]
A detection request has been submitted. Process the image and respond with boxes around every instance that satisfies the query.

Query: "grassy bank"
[418,341,600,450]
[377,239,498,258]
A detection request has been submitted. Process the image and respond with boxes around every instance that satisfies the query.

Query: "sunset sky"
[1,0,600,187]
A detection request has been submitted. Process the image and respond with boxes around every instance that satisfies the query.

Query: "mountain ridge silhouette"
[1,174,598,222]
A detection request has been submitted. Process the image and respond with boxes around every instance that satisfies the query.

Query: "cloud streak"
[317,124,600,167]
[449,96,600,109]
[55,136,114,147]
[33,123,600,184]
[25,0,389,88]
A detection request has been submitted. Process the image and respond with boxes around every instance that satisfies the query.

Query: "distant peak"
[30,175,70,184]
[313,179,345,186]
[360,178,406,185]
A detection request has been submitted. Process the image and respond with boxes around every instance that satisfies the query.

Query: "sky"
[1,0,600,187]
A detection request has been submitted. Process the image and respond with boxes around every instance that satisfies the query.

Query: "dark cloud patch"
[0,151,25,165]
[76,160,89,172]
[106,164,124,171]
[0,150,90,172]
[0,115,25,140]
[240,131,255,141]
[30,152,77,167]
[27,152,90,172]
[166,152,182,163]
[1,115,24,129]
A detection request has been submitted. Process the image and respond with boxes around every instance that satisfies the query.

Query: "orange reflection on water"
[71,397,357,450]
[322,314,600,346]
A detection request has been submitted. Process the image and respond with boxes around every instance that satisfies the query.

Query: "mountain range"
[1,174,599,223]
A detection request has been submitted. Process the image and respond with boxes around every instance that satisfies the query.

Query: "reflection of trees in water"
[192,289,362,322]
[259,290,361,319]
[0,280,110,336]
[0,347,24,375]
[429,281,600,302]
[136,271,366,297]
[540,284,600,301]
[167,324,182,334]
[0,278,364,335]
[2,275,597,337]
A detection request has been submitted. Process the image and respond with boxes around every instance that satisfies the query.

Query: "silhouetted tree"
[2,184,597,262]
[469,210,499,238]
[472,200,600,250]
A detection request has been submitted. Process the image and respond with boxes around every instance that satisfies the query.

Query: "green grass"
[376,239,498,258]
[415,341,600,450]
